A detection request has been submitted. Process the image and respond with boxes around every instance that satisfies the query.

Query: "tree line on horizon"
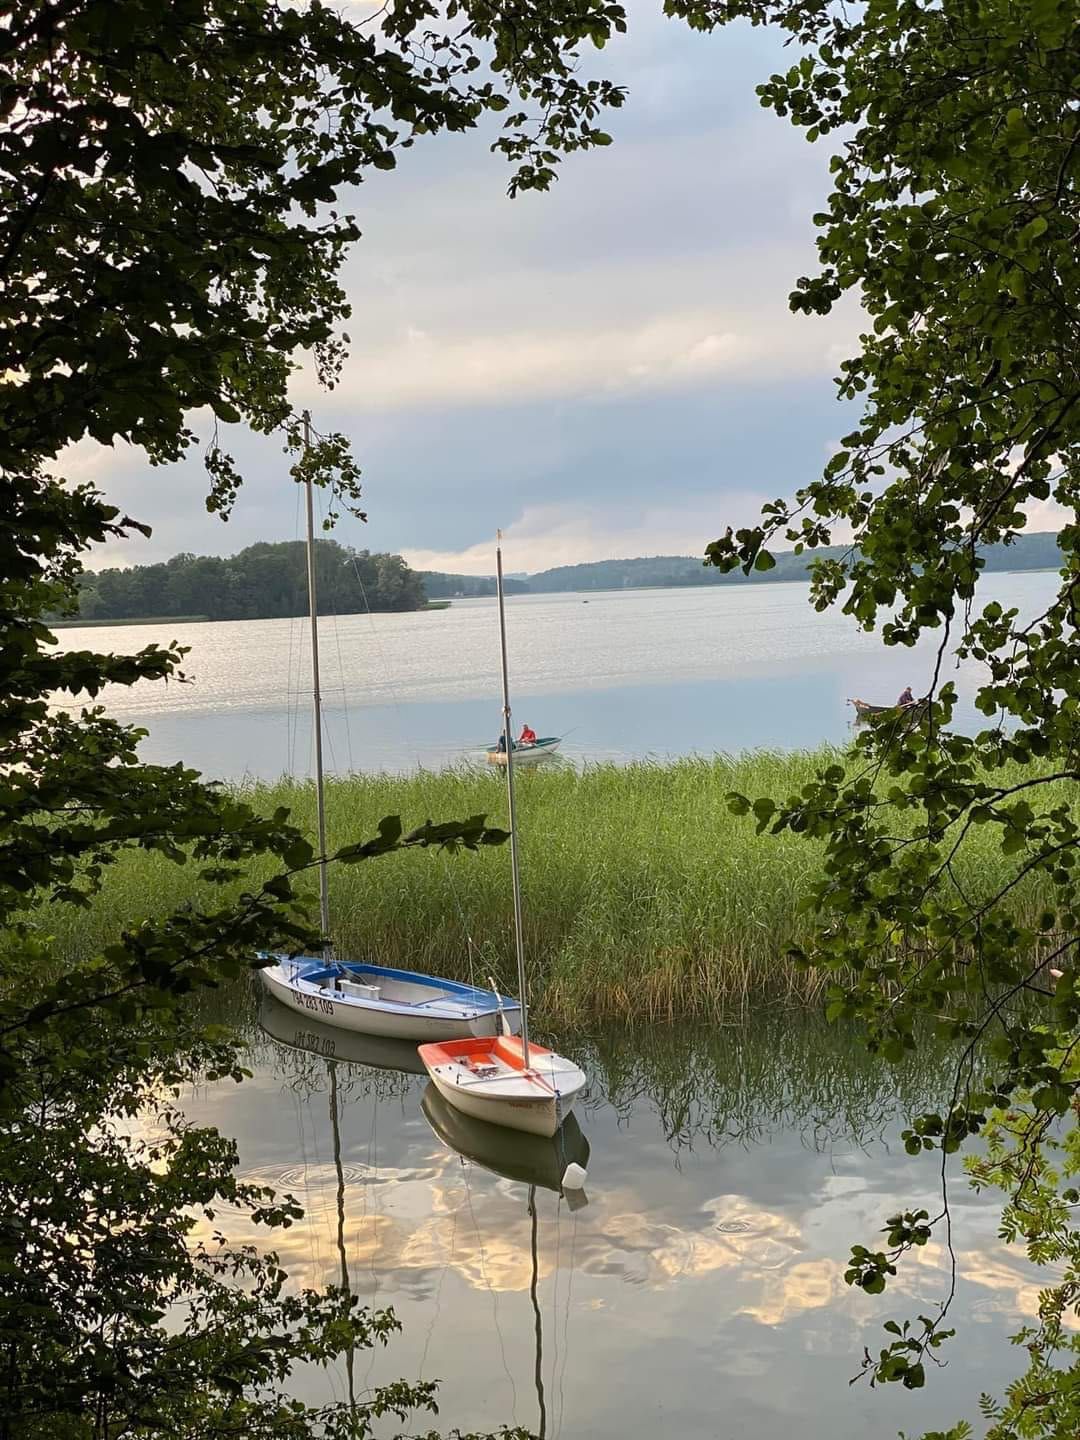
[63,529,1064,621]
[67,539,427,621]
[521,530,1063,592]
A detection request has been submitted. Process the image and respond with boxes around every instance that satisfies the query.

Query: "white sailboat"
[257,416,522,1042]
[418,534,587,1137]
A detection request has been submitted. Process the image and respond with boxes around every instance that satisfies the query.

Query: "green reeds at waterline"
[41,752,1072,1026]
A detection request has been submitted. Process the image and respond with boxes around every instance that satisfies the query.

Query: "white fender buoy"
[561,1161,587,1191]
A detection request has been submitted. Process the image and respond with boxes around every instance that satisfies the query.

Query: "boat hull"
[418,1035,587,1138]
[851,698,928,723]
[424,1070,565,1136]
[485,736,561,766]
[258,958,521,1043]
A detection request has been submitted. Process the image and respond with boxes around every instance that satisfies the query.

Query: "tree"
[1,0,629,1432]
[669,0,1080,1433]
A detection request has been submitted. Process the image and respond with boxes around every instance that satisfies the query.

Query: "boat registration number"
[292,992,335,1017]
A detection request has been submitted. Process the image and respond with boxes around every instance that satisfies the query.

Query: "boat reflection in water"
[258,993,428,1074]
[422,1082,590,1202]
[423,1082,592,1439]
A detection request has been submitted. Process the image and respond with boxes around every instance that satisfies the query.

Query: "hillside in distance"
[426,530,1063,597]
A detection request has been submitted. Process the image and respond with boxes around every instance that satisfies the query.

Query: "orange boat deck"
[419,1033,557,1072]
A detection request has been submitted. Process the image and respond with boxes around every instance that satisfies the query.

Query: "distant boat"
[485,735,562,766]
[257,412,521,1044]
[849,696,929,722]
[421,534,587,1139]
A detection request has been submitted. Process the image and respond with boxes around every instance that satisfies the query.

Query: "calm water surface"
[62,577,1063,1433]
[176,993,1057,1440]
[53,571,1059,778]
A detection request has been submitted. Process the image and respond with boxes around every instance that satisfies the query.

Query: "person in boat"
[897,685,916,708]
[495,733,512,753]
[518,723,537,746]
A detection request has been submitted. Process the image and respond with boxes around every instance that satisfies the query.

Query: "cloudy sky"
[78,5,864,576]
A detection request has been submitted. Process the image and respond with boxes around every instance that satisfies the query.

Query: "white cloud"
[401,495,769,575]
[1023,495,1073,532]
[300,271,861,411]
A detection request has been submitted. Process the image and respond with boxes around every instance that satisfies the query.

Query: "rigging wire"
[300,406,513,997]
[314,484,356,778]
[285,479,304,777]
[343,547,510,997]
[361,1085,382,1390]
[555,1204,578,1439]
[417,1156,463,1383]
[547,1188,563,1427]
[460,1158,520,1422]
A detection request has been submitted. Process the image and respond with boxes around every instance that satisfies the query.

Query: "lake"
[177,990,1055,1439]
[55,573,1064,1435]
[52,570,1059,779]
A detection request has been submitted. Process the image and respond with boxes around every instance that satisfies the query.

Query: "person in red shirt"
[518,724,537,746]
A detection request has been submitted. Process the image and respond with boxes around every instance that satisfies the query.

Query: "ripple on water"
[216,1160,441,1217]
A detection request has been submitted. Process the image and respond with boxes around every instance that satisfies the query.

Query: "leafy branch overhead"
[676,0,1080,1434]
[0,2,612,1435]
[2,0,627,511]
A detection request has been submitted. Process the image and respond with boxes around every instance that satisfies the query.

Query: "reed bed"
[43,752,1071,1027]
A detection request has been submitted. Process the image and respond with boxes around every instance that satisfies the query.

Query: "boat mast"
[303,411,332,959]
[330,1061,356,1412]
[528,1185,547,1439]
[495,532,530,1068]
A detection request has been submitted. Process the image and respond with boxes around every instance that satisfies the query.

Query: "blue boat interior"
[284,957,519,1013]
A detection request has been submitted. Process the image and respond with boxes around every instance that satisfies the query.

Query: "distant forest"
[419,570,529,598]
[66,531,1063,623]
[71,540,426,621]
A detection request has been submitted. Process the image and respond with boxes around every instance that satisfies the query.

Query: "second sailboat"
[418,534,587,1137]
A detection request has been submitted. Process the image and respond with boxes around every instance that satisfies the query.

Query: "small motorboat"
[422,1082,590,1192]
[258,993,429,1073]
[485,735,561,766]
[849,696,928,722]
[258,955,521,1043]
[418,1033,587,1139]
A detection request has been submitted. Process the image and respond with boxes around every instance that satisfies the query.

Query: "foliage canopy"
[674,0,1080,1433]
[0,0,628,1432]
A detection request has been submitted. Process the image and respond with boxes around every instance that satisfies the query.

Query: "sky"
[73,4,867,577]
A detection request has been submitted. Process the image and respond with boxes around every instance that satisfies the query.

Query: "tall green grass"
[43,752,1070,1026]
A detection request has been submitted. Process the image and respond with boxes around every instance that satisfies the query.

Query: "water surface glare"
[51,572,1058,778]
[178,996,1058,1438]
